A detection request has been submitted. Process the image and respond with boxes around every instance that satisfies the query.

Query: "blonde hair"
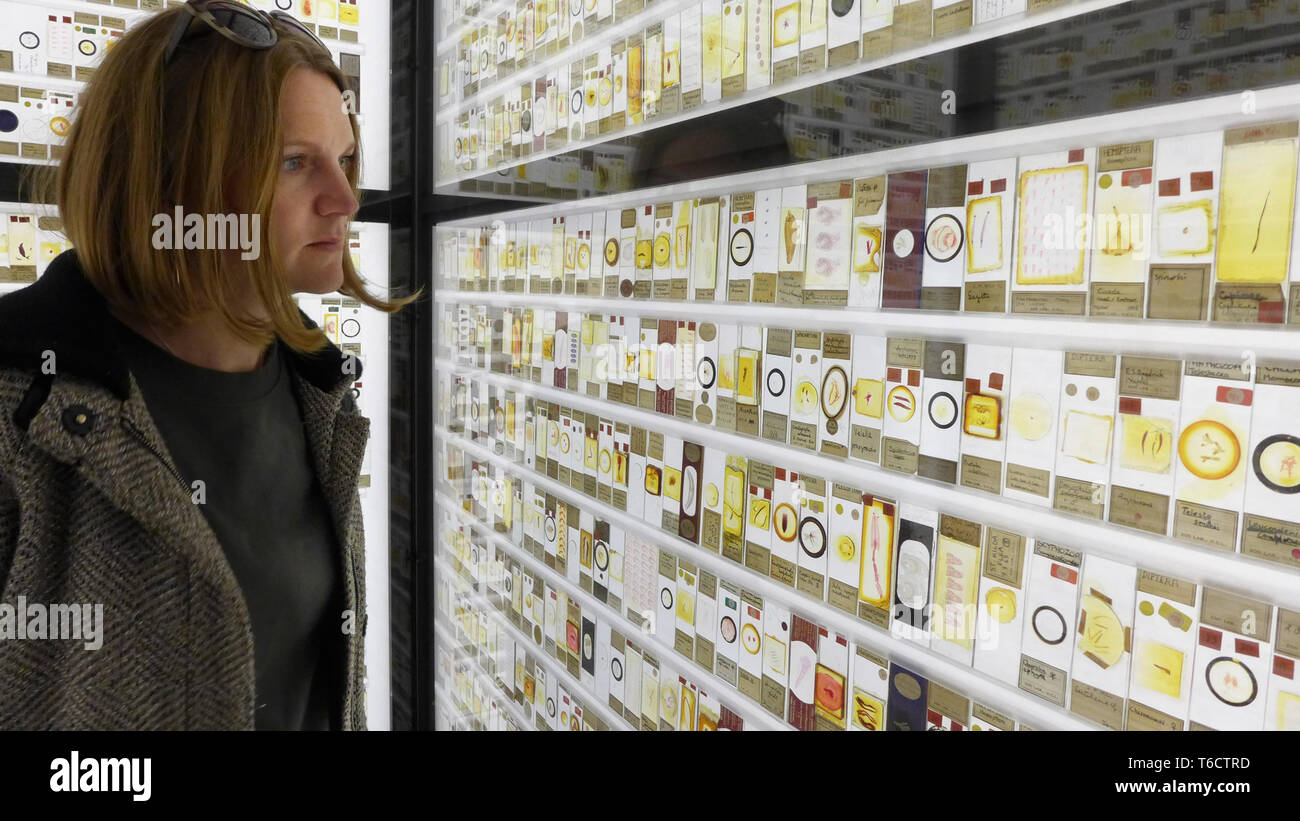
[29,6,416,353]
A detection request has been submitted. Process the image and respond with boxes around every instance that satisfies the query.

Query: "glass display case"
[432,0,1300,731]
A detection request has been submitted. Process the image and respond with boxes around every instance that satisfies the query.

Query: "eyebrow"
[282,141,358,155]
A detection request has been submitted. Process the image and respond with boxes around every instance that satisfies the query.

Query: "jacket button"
[61,405,95,436]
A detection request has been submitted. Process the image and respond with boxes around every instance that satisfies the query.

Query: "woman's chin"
[290,265,345,296]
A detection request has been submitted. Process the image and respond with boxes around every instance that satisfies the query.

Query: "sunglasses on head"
[162,0,330,66]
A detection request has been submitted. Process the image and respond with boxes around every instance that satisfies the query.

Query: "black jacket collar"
[0,250,360,400]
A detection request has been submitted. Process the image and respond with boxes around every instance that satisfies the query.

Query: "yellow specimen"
[854,378,884,419]
[964,393,1001,439]
[1216,138,1297,283]
[1135,640,1184,698]
[1120,415,1174,474]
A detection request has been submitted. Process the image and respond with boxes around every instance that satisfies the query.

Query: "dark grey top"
[111,316,342,730]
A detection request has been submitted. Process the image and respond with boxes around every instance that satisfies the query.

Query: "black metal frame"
[379,0,430,732]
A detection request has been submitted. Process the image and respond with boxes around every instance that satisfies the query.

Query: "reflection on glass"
[439,0,1300,202]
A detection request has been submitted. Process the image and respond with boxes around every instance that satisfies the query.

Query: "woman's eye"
[282,156,305,172]
[339,154,355,169]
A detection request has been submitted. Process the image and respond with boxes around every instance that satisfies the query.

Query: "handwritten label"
[1172,501,1238,553]
[983,528,1025,587]
[1018,655,1068,705]
[1241,514,1300,569]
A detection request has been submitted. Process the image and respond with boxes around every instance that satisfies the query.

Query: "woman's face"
[270,67,359,295]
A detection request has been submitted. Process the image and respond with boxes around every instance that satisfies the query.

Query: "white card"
[1264,609,1300,731]
[1019,542,1082,708]
[891,503,937,645]
[973,530,1031,686]
[1127,572,1200,731]
[963,157,1017,309]
[1003,347,1064,507]
[1068,554,1137,728]
[1171,359,1254,552]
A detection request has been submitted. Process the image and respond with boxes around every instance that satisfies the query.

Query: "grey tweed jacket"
[0,250,371,730]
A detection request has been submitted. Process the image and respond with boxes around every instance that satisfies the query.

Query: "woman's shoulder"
[0,368,44,416]
[0,251,135,427]
[0,250,113,379]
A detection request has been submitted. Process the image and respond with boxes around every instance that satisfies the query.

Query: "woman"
[0,2,413,729]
